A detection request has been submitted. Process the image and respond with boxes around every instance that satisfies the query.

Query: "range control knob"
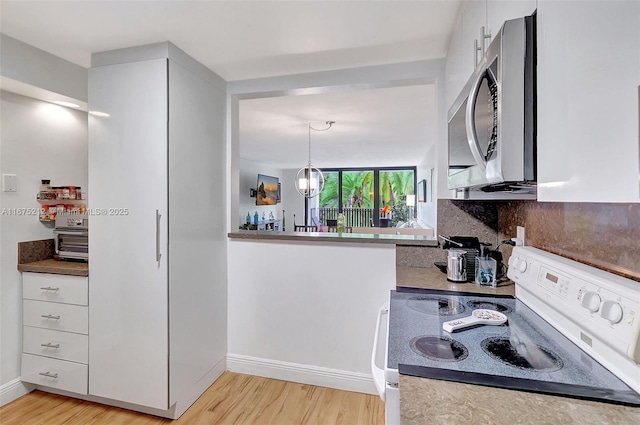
[600,300,624,325]
[517,259,527,273]
[512,257,527,273]
[580,292,601,313]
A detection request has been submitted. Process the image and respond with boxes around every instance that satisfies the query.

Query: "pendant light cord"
[308,121,335,163]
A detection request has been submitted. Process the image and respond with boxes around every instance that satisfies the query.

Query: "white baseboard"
[0,378,34,407]
[226,354,377,395]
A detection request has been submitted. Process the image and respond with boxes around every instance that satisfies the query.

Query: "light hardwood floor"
[0,372,385,425]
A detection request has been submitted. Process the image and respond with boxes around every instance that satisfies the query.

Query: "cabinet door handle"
[40,287,60,291]
[474,39,482,66]
[480,26,491,55]
[39,372,58,379]
[40,343,60,349]
[156,209,162,263]
[41,314,60,320]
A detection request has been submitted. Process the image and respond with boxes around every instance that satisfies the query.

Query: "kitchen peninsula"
[227,230,437,396]
[228,230,439,247]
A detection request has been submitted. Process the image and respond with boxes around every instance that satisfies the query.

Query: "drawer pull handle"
[40,343,60,349]
[40,287,60,291]
[41,314,60,320]
[39,372,58,379]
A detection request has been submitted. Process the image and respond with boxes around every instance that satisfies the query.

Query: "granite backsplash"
[398,199,640,283]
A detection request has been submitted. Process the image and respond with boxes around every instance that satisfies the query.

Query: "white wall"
[0,34,88,102]
[281,168,305,230]
[416,144,437,229]
[227,239,395,393]
[0,91,88,391]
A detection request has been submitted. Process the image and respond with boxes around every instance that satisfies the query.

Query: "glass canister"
[475,257,498,287]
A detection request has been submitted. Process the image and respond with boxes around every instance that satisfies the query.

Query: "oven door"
[54,229,89,260]
[371,303,399,425]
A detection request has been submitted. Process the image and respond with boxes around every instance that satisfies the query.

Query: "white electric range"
[372,246,640,425]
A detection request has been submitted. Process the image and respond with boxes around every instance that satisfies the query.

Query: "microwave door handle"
[465,64,488,171]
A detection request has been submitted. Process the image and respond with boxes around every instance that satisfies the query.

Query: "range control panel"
[508,246,640,363]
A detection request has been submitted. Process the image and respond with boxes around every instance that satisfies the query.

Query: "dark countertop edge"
[227,230,439,246]
[399,364,640,408]
[18,260,89,277]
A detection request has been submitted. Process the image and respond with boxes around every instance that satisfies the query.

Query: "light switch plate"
[2,174,17,192]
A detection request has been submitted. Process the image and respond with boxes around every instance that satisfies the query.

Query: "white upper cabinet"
[462,0,488,76]
[445,16,466,109]
[536,1,640,202]
[448,0,537,108]
[486,1,537,48]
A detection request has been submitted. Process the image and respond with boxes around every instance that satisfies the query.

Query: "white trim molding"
[0,378,33,407]
[226,354,377,395]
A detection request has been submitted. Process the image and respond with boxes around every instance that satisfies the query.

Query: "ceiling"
[0,0,462,168]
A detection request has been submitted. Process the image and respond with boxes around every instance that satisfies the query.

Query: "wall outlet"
[517,226,526,244]
[2,174,17,192]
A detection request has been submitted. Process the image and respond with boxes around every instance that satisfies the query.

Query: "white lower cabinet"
[21,354,88,395]
[23,327,88,364]
[23,300,88,334]
[21,272,88,395]
[22,273,88,305]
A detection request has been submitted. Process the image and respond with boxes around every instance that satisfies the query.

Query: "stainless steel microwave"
[447,14,536,199]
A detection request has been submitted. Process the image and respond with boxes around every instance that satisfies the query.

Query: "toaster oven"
[54,214,88,261]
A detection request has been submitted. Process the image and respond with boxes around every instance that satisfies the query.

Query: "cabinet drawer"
[21,353,87,395]
[23,273,88,305]
[23,326,88,364]
[23,300,88,334]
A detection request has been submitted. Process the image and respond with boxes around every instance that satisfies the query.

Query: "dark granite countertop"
[18,258,89,277]
[17,239,88,276]
[396,266,515,296]
[228,230,439,247]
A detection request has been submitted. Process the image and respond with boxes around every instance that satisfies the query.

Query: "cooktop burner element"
[481,336,563,372]
[466,300,511,314]
[410,335,468,362]
[406,296,465,316]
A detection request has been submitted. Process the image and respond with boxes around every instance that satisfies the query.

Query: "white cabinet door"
[486,0,537,45]
[23,327,88,363]
[462,0,488,76]
[23,273,88,305]
[23,300,88,334]
[445,16,466,110]
[537,1,640,202]
[21,354,88,395]
[88,58,169,409]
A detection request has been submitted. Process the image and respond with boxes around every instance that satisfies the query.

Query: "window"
[311,167,416,227]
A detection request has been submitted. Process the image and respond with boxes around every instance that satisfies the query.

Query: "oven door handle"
[371,303,389,402]
[53,230,88,236]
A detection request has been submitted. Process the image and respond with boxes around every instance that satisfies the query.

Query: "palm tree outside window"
[313,167,415,227]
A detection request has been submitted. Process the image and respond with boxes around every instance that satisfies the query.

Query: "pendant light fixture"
[295,121,334,198]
